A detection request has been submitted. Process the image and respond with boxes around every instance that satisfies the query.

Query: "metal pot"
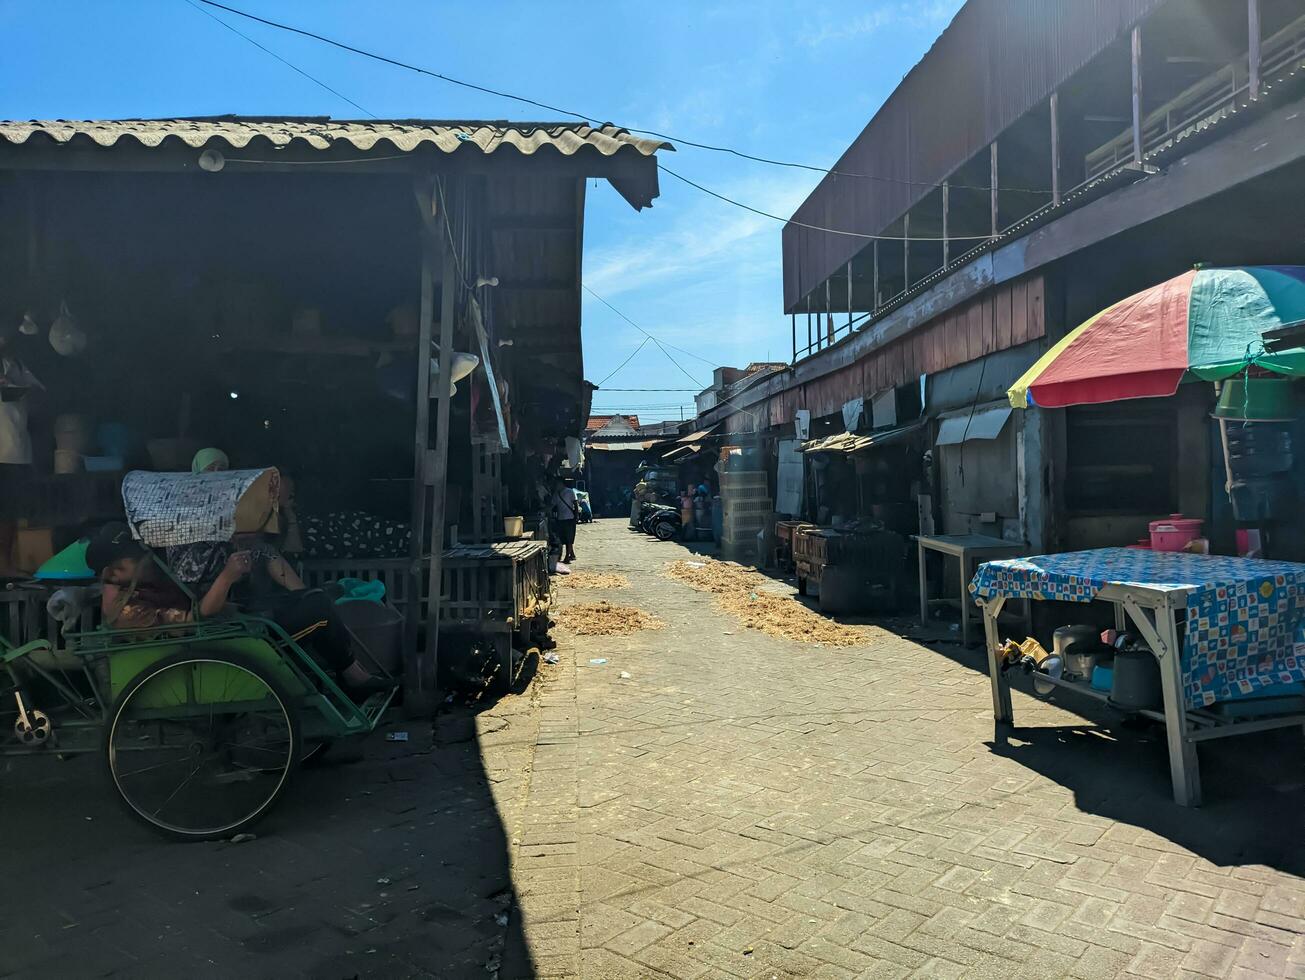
[1064,649,1098,681]
[1053,625,1099,680]
[1111,645,1162,711]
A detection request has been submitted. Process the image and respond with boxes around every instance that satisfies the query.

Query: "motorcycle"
[638,501,682,541]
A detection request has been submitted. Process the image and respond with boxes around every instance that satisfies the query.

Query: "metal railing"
[792,12,1305,366]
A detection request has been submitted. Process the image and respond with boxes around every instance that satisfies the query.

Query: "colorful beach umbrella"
[1008,266,1305,409]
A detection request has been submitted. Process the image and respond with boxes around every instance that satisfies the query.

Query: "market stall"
[973,548,1305,806]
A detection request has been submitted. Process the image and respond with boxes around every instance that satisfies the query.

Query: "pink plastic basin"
[1149,514,1202,552]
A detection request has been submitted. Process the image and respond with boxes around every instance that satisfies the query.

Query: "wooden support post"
[902,213,910,291]
[422,208,459,703]
[1131,25,1144,165]
[872,240,880,311]
[1248,0,1262,100]
[941,180,950,268]
[405,177,438,715]
[989,143,999,237]
[1049,91,1061,205]
[846,260,853,333]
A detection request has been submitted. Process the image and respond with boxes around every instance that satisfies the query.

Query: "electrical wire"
[582,285,718,369]
[660,165,995,242]
[193,0,1054,196]
[183,0,375,117]
[187,0,1018,245]
[595,336,651,386]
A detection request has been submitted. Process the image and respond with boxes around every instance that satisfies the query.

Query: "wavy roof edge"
[0,117,672,157]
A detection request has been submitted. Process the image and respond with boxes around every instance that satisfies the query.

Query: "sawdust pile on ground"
[555,601,663,636]
[555,571,630,590]
[665,559,864,647]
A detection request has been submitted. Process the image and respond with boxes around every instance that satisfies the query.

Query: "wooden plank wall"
[761,273,1046,423]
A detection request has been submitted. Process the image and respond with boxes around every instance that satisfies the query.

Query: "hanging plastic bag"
[49,300,87,357]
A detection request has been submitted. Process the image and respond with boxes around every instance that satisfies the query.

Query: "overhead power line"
[183,0,375,117]
[187,1,1031,243]
[583,286,719,370]
[595,336,651,387]
[192,0,1053,196]
[659,165,993,242]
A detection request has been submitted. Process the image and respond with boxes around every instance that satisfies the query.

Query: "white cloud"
[799,1,957,48]
[585,168,814,301]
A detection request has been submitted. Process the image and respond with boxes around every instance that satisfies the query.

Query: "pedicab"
[0,468,399,840]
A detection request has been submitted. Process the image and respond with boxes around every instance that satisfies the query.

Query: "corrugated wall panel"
[783,0,1165,310]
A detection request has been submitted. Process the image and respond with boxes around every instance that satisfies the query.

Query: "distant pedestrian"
[550,477,578,563]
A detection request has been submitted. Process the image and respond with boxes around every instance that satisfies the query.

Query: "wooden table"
[915,533,1026,646]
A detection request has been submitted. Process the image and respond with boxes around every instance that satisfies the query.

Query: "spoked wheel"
[105,652,301,841]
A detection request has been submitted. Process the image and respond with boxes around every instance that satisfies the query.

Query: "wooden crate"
[300,540,551,633]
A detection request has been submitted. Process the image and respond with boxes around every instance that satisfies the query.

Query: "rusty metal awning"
[801,420,925,455]
[676,423,721,444]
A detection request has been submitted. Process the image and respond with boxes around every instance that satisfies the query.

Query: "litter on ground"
[557,601,665,636]
[664,559,865,647]
[555,571,631,590]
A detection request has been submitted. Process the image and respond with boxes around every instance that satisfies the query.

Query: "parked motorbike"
[637,501,682,541]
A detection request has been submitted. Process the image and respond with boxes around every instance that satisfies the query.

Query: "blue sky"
[0,0,961,422]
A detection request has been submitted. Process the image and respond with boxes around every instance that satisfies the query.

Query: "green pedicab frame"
[1,547,399,841]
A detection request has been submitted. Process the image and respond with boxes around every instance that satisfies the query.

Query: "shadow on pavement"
[902,622,1305,878]
[0,693,530,979]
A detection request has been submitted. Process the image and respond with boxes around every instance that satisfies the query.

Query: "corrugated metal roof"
[0,117,668,158]
[801,420,925,455]
[676,423,721,444]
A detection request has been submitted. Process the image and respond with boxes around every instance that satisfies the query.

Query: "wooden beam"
[1050,91,1061,205]
[1248,0,1262,100]
[990,143,999,237]
[1131,25,1144,165]
[405,175,438,716]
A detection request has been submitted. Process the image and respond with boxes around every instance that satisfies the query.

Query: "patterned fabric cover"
[971,548,1305,708]
[122,468,277,548]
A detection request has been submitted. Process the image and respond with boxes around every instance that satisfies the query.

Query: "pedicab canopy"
[122,468,280,548]
[1008,266,1305,409]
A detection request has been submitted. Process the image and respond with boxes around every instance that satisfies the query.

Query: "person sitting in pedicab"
[87,522,387,697]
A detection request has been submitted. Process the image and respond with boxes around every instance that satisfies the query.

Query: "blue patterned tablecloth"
[970,548,1305,709]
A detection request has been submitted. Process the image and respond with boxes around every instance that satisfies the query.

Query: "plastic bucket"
[504,516,525,538]
[336,600,403,675]
[53,414,90,453]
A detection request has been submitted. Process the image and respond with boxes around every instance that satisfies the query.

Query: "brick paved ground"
[507,519,1305,979]
[7,518,1305,978]
[1,687,538,978]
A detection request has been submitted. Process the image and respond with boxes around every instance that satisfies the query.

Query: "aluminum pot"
[1064,649,1098,681]
[1053,625,1098,679]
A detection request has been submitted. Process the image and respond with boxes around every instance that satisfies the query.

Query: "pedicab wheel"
[105,652,301,841]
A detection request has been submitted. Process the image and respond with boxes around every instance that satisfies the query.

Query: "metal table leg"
[1123,598,1201,807]
[960,553,972,647]
[918,539,929,629]
[982,597,1012,723]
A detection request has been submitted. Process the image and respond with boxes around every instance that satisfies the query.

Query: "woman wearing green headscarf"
[191,447,229,474]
